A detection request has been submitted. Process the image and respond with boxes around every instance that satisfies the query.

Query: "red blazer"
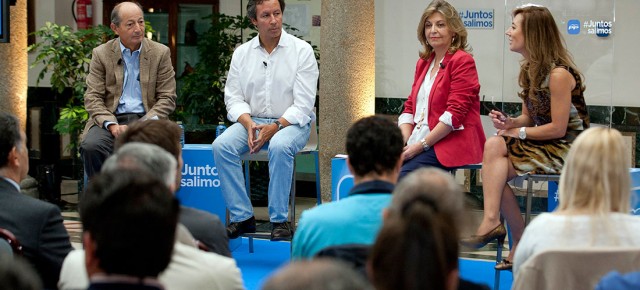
[402,50,485,167]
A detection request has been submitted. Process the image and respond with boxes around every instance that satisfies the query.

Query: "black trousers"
[80,113,143,179]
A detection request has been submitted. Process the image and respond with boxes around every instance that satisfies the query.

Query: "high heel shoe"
[494,259,513,271]
[460,223,507,249]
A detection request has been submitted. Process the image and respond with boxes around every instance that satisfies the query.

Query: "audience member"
[262,259,372,290]
[81,1,177,179]
[512,127,640,275]
[463,4,590,271]
[115,119,230,256]
[292,116,403,259]
[369,168,488,290]
[0,256,42,290]
[81,169,177,290]
[0,111,72,289]
[398,0,485,177]
[212,0,319,241]
[59,143,244,290]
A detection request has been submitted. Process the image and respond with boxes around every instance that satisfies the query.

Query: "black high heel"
[460,223,507,249]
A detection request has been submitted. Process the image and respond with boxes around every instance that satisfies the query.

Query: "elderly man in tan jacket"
[81,1,176,179]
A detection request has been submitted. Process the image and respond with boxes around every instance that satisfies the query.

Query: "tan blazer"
[82,37,177,139]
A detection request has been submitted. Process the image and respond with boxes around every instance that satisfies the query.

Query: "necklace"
[416,60,440,130]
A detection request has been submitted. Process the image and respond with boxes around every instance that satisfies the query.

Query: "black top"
[348,180,394,196]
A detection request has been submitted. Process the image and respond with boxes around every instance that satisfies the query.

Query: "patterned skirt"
[503,136,571,175]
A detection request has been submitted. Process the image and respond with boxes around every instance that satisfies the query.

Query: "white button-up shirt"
[224,30,319,126]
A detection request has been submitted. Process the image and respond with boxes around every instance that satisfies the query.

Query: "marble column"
[0,0,28,130]
[319,0,375,201]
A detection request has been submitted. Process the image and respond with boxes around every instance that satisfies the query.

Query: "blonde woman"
[398,0,485,177]
[513,127,640,275]
[461,5,590,270]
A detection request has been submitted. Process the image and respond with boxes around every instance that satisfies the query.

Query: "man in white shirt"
[212,0,319,241]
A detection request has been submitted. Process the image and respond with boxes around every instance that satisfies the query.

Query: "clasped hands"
[246,122,279,154]
[489,110,519,138]
[108,124,128,138]
[402,143,424,161]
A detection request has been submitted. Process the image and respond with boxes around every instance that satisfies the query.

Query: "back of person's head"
[262,259,371,290]
[115,120,182,163]
[80,169,179,278]
[346,116,403,177]
[102,142,177,189]
[417,0,470,59]
[512,4,582,99]
[0,112,21,168]
[0,256,42,290]
[369,168,462,290]
[559,127,631,215]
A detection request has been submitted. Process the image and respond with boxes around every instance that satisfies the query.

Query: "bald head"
[111,1,143,26]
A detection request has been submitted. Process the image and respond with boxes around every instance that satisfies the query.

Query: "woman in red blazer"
[398,0,485,178]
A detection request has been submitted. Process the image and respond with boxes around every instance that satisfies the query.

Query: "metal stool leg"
[493,216,505,290]
[525,177,534,225]
[314,152,322,205]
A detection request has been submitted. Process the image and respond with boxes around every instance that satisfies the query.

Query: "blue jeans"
[212,118,310,223]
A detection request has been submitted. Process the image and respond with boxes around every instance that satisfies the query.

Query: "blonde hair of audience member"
[512,5,584,100]
[262,258,371,290]
[369,168,464,290]
[417,0,470,59]
[558,127,631,215]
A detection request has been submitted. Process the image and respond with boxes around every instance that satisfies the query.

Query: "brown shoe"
[460,223,507,249]
[494,259,513,271]
[226,216,256,239]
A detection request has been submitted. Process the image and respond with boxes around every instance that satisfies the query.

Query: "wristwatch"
[274,120,284,131]
[519,127,527,140]
[420,138,431,151]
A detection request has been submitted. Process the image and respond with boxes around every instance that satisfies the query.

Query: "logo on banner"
[458,9,494,29]
[595,21,612,37]
[567,19,580,34]
[567,19,613,37]
[181,164,221,188]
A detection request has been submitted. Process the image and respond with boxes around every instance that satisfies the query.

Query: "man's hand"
[250,123,279,153]
[401,143,424,161]
[108,124,128,138]
[237,114,259,152]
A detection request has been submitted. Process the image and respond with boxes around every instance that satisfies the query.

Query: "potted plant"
[177,14,253,127]
[28,23,114,179]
